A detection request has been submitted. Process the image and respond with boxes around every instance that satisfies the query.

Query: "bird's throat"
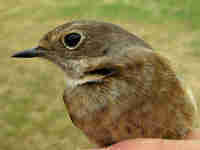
[65,67,117,87]
[65,74,104,88]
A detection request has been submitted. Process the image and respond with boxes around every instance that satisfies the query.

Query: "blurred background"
[1,0,200,149]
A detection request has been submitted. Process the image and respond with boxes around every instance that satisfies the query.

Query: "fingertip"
[186,128,200,140]
[108,139,163,150]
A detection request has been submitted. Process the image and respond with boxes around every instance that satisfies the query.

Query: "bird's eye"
[62,32,82,49]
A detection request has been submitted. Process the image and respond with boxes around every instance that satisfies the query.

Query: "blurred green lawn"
[1,0,200,149]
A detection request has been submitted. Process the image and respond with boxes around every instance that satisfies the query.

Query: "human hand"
[92,129,200,150]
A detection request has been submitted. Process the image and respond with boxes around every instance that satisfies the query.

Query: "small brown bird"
[12,20,197,147]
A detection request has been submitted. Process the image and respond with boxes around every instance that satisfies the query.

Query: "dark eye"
[63,32,82,48]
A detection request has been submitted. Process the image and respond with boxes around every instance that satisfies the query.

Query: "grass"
[1,0,200,149]
[2,0,200,28]
[187,39,200,57]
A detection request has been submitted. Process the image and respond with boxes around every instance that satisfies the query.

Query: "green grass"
[2,0,200,28]
[1,0,200,150]
[187,39,200,57]
[0,0,200,30]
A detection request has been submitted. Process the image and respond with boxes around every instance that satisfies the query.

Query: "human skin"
[93,129,200,150]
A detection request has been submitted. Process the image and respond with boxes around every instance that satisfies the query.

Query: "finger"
[186,128,200,140]
[91,129,200,150]
[108,139,200,150]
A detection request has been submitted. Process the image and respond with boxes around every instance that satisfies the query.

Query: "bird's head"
[12,20,152,87]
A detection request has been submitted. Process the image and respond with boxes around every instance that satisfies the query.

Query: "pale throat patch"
[64,74,104,88]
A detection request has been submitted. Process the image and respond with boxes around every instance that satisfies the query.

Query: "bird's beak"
[11,47,44,58]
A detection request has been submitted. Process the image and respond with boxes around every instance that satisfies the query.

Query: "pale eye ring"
[62,32,84,50]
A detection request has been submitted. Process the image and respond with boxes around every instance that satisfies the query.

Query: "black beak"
[12,47,44,58]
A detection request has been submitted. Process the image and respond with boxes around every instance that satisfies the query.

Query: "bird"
[12,20,197,147]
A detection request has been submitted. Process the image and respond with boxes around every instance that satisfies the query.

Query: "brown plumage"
[12,20,197,147]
